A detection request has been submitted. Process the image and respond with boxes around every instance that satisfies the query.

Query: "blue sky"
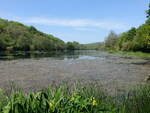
[0,0,149,43]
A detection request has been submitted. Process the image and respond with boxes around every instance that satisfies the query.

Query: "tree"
[146,3,150,25]
[29,26,38,34]
[116,28,136,51]
[125,27,136,41]
[146,3,150,19]
[133,24,150,52]
[0,34,15,50]
[104,3,150,52]
[66,41,81,50]
[0,18,66,51]
[105,31,118,49]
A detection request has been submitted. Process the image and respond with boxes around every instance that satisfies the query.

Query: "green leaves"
[66,41,81,50]
[105,31,118,50]
[1,84,150,113]
[104,3,150,52]
[0,18,65,51]
[146,3,150,19]
[0,84,114,113]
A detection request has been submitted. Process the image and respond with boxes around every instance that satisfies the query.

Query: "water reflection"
[0,50,103,60]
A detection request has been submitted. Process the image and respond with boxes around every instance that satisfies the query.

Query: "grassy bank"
[107,50,150,59]
[0,82,150,113]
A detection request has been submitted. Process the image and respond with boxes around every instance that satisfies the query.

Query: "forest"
[0,4,150,53]
[0,19,86,51]
[104,4,150,53]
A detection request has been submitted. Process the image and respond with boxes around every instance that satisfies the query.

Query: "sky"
[0,0,149,44]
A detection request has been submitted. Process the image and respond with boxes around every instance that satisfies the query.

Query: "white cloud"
[23,17,130,30]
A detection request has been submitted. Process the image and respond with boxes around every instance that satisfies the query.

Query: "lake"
[0,50,103,60]
[0,50,149,93]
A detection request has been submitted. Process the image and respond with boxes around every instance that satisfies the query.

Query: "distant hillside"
[83,42,105,50]
[0,18,66,51]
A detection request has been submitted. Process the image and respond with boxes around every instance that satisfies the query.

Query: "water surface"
[0,50,103,60]
[0,50,149,94]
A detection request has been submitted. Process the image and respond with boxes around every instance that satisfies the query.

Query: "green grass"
[0,82,150,113]
[119,86,150,113]
[107,50,150,59]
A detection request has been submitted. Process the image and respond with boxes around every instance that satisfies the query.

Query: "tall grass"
[118,86,150,113]
[0,82,150,113]
[107,50,150,59]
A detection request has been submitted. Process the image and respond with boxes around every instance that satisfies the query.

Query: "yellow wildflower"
[49,102,53,109]
[92,99,97,105]
[90,97,97,105]
[70,97,75,101]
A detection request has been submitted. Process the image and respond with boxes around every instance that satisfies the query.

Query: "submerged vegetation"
[0,82,150,113]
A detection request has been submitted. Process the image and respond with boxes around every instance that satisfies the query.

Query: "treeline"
[1,3,150,52]
[104,3,150,53]
[0,18,86,51]
[66,41,85,50]
[83,42,105,50]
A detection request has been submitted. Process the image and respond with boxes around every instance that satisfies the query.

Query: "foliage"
[83,42,105,50]
[115,24,150,52]
[107,50,150,59]
[105,31,118,50]
[119,86,150,113]
[0,18,66,51]
[104,3,150,53]
[132,24,150,52]
[117,27,136,51]
[99,3,150,52]
[0,83,150,113]
[0,83,116,113]
[146,3,150,19]
[66,41,84,50]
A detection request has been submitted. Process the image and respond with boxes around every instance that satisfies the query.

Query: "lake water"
[0,50,104,60]
[0,50,149,93]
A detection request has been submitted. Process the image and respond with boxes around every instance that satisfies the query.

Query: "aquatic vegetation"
[108,50,150,59]
[0,83,150,113]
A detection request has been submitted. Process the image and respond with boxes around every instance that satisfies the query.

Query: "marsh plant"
[0,82,150,113]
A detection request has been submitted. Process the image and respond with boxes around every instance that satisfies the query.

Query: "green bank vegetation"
[0,19,86,51]
[83,3,150,55]
[0,19,65,51]
[0,82,150,113]
[1,3,150,54]
[104,4,150,53]
[1,3,150,53]
[83,42,105,50]
[107,50,150,59]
